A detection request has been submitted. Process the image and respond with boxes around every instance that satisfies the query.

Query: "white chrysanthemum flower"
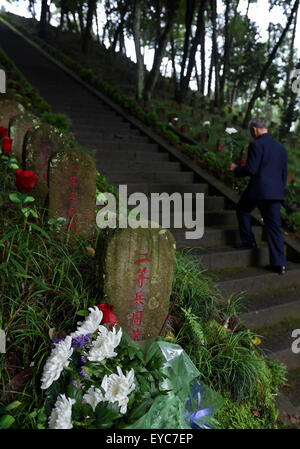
[70,306,103,338]
[203,121,210,126]
[41,336,73,390]
[83,386,105,411]
[225,127,238,134]
[101,366,135,414]
[87,325,122,362]
[48,394,75,429]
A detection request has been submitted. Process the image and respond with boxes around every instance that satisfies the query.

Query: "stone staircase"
[1,18,300,421]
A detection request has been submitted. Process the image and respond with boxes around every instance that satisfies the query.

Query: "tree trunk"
[82,0,97,53]
[211,0,219,105]
[230,66,240,107]
[28,0,36,19]
[219,0,230,96]
[284,4,298,108]
[56,0,66,39]
[133,0,145,102]
[207,51,213,98]
[178,0,196,100]
[72,11,80,33]
[200,9,206,94]
[220,0,239,103]
[170,32,179,98]
[78,2,85,36]
[178,0,207,103]
[39,0,48,39]
[144,0,180,103]
[95,5,100,43]
[243,0,299,127]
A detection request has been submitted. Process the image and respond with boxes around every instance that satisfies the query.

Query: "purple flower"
[50,338,65,349]
[80,355,87,364]
[79,368,88,378]
[72,379,78,389]
[71,334,91,349]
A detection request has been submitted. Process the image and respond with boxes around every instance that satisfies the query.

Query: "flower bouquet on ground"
[40,305,224,429]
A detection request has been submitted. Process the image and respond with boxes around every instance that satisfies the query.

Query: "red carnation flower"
[2,136,12,154]
[96,302,118,329]
[240,160,245,166]
[291,178,296,184]
[0,127,8,139]
[217,145,223,151]
[15,169,39,194]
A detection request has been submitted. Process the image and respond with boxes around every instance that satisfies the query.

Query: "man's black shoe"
[276,265,287,275]
[266,265,287,275]
[234,243,257,249]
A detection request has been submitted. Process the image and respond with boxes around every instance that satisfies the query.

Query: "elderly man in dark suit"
[229,117,288,275]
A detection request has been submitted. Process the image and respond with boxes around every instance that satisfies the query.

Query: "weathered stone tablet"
[0,96,25,128]
[24,124,68,205]
[48,149,96,237]
[96,226,176,340]
[8,113,40,165]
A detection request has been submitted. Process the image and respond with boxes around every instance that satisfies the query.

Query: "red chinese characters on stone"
[129,253,151,341]
[130,311,144,327]
[129,327,142,341]
[130,290,146,306]
[133,267,150,288]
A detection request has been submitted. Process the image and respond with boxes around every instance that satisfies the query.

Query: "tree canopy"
[5,0,300,131]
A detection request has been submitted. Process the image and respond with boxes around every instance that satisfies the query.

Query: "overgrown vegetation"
[0,14,289,430]
[2,11,299,228]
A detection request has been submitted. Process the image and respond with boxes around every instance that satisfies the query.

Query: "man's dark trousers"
[234,133,287,268]
[236,197,286,267]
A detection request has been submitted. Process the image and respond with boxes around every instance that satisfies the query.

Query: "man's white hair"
[248,118,268,129]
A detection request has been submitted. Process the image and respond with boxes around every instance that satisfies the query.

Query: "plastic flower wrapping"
[41,305,224,429]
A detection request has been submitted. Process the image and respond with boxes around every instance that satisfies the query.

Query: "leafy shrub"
[287,211,300,231]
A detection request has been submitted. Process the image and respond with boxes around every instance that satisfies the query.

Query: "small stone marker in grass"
[8,113,40,165]
[24,124,68,206]
[0,96,25,128]
[48,149,96,237]
[96,226,176,340]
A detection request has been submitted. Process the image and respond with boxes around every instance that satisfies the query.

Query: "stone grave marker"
[24,124,68,205]
[0,95,25,128]
[48,149,96,237]
[96,226,176,340]
[8,113,40,165]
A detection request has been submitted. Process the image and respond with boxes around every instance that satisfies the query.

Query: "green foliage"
[0,401,21,429]
[215,396,278,429]
[202,151,223,173]
[287,211,300,231]
[40,112,71,134]
[172,249,221,321]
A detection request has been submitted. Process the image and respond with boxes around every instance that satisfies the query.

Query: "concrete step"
[94,142,160,152]
[120,183,210,196]
[72,121,135,131]
[204,210,237,227]
[239,286,300,330]
[105,170,195,184]
[173,225,263,250]
[255,316,300,370]
[188,244,270,271]
[215,262,300,298]
[123,209,238,230]
[73,132,147,142]
[96,150,169,162]
[99,160,181,173]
